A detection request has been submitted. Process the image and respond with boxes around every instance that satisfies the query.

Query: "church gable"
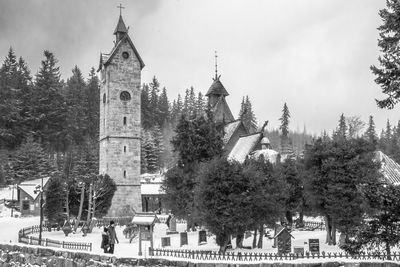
[104,35,144,70]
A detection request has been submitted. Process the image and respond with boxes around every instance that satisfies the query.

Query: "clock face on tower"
[120,91,131,101]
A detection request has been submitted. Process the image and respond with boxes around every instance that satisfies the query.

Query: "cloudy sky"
[0,0,397,135]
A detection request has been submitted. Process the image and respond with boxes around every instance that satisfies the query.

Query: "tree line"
[163,104,400,256]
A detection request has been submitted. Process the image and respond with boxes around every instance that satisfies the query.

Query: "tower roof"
[114,15,128,35]
[206,76,229,97]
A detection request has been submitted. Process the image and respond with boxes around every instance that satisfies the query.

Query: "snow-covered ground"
[1,214,399,266]
[24,221,343,257]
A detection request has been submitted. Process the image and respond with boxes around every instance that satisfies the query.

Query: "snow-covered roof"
[376,151,400,185]
[0,186,15,200]
[141,183,164,195]
[228,133,262,163]
[18,177,50,201]
[141,173,164,183]
[250,149,279,164]
[131,213,160,225]
[223,120,241,144]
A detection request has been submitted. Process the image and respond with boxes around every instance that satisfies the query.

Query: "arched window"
[123,117,127,125]
[123,170,126,178]
[124,146,126,153]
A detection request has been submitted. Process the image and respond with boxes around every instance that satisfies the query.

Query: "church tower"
[98,11,144,215]
[206,53,234,125]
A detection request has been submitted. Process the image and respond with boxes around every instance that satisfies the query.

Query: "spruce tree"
[364,115,378,148]
[239,96,258,133]
[371,0,400,109]
[32,50,66,152]
[44,174,66,225]
[5,135,56,184]
[196,92,206,116]
[86,67,100,141]
[65,66,88,146]
[141,84,152,129]
[158,87,170,126]
[333,113,347,141]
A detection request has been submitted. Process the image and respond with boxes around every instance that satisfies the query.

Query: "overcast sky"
[0,0,397,135]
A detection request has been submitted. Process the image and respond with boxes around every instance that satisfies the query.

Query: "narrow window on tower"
[123,116,127,125]
[123,170,126,178]
[124,146,126,153]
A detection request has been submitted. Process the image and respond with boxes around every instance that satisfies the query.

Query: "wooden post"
[150,225,154,255]
[138,226,142,256]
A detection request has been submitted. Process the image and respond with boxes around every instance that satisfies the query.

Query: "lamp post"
[34,178,44,245]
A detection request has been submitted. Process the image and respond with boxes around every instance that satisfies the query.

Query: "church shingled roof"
[114,15,128,34]
[206,77,229,97]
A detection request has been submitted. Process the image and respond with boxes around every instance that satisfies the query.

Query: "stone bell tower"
[98,11,144,215]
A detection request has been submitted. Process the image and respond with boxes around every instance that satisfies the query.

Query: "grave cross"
[117,4,125,16]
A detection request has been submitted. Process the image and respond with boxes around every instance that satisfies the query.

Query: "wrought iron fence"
[149,248,400,261]
[18,225,92,252]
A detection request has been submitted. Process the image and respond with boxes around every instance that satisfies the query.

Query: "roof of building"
[114,15,128,34]
[18,177,50,201]
[376,151,400,185]
[206,76,229,97]
[141,183,164,195]
[223,120,242,144]
[211,96,235,123]
[131,213,160,225]
[250,149,279,164]
[228,132,262,163]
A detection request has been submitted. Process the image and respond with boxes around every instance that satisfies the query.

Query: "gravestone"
[161,237,171,247]
[198,230,207,245]
[180,232,188,246]
[309,239,320,254]
[293,246,304,255]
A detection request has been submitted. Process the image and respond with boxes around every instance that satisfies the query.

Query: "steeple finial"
[117,3,125,16]
[214,51,218,80]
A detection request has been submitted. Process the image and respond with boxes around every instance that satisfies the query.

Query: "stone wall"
[99,35,142,216]
[0,243,399,267]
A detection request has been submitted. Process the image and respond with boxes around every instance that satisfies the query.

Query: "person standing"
[100,227,110,253]
[108,221,119,254]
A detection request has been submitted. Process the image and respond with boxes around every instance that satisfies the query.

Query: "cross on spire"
[117,3,125,16]
[215,51,218,79]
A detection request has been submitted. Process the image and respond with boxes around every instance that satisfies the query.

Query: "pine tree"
[279,103,294,157]
[149,76,160,125]
[32,50,66,152]
[0,48,22,148]
[364,115,378,148]
[143,130,158,173]
[86,67,100,141]
[239,96,258,133]
[183,88,190,116]
[196,92,206,116]
[333,114,347,141]
[141,84,152,129]
[371,0,400,109]
[65,66,88,146]
[188,86,196,117]
[44,174,66,225]
[5,135,56,184]
[158,87,170,126]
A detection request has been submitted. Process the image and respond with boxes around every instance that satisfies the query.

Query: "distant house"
[17,177,50,216]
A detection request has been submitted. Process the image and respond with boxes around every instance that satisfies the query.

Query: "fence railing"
[94,216,133,227]
[18,225,92,252]
[149,248,400,261]
[302,221,325,230]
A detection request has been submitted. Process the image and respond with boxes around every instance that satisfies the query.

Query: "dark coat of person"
[100,228,110,250]
[109,224,119,244]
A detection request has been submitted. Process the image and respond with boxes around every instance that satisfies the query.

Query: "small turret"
[114,15,128,43]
